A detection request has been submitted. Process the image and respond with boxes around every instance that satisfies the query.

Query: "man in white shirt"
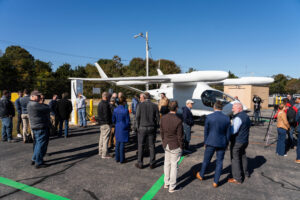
[76,93,87,127]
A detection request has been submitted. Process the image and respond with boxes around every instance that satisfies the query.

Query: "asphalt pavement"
[0,110,299,200]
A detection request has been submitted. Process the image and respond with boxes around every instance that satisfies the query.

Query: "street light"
[134,31,149,91]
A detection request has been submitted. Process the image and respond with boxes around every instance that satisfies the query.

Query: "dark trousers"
[16,113,22,134]
[276,128,286,156]
[115,141,125,163]
[297,132,300,160]
[137,127,156,165]
[230,142,249,182]
[200,145,225,184]
[254,110,260,123]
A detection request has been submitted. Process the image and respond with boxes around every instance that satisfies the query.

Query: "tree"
[269,74,288,94]
[34,60,54,97]
[285,78,300,94]
[228,71,238,78]
[4,46,35,90]
[53,63,73,97]
[187,68,196,73]
[0,56,18,91]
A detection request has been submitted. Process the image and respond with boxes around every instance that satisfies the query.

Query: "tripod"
[264,105,278,146]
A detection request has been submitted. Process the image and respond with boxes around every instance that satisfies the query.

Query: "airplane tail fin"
[95,63,108,78]
[94,62,144,93]
[157,69,164,76]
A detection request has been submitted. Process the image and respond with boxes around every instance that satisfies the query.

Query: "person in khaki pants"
[97,92,112,159]
[160,101,183,193]
[20,89,32,142]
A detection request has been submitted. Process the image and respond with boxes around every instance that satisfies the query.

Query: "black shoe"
[149,164,156,169]
[35,163,49,169]
[31,160,35,165]
[1,139,7,142]
[135,163,143,169]
[8,139,16,143]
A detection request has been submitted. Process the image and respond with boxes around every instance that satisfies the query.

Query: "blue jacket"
[296,111,300,133]
[182,106,194,126]
[204,111,231,148]
[112,105,130,142]
[15,97,22,114]
[131,97,139,115]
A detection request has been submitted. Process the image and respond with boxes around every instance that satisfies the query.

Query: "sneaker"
[169,187,182,193]
[164,184,169,189]
[284,154,288,157]
[295,160,300,164]
[17,134,22,138]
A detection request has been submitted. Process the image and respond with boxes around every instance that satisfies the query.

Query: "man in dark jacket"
[161,101,183,193]
[228,102,251,184]
[20,89,32,142]
[98,92,112,159]
[27,90,50,168]
[195,101,231,188]
[48,94,58,136]
[56,93,73,138]
[135,92,160,169]
[15,91,23,138]
[0,90,15,142]
[182,99,194,152]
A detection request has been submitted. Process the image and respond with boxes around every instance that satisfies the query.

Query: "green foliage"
[228,71,238,78]
[269,74,288,94]
[0,56,18,91]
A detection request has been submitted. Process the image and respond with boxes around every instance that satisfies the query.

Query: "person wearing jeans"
[76,93,86,127]
[276,104,290,156]
[0,90,15,142]
[57,93,72,138]
[160,101,183,193]
[27,90,50,168]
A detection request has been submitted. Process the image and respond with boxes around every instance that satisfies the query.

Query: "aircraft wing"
[68,76,170,83]
[208,77,274,86]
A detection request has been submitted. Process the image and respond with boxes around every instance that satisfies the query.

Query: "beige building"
[224,85,269,110]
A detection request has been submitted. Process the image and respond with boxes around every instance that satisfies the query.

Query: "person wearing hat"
[27,90,50,168]
[182,99,194,152]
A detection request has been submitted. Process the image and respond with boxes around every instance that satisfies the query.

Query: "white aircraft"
[69,63,274,117]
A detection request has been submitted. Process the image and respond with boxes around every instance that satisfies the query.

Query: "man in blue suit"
[195,100,231,188]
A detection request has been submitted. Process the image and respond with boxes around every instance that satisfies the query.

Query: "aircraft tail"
[95,63,108,78]
[94,62,143,93]
[157,69,164,76]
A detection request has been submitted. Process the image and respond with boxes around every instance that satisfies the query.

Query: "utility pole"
[145,31,149,91]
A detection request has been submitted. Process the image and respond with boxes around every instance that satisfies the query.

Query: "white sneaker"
[17,134,22,138]
[284,154,287,157]
[164,184,169,189]
[169,187,182,193]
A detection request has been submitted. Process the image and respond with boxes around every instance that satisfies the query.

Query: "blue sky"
[0,0,300,77]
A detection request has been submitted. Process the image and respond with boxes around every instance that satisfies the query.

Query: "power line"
[0,39,129,62]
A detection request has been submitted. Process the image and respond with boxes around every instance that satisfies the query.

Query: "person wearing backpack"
[284,98,298,149]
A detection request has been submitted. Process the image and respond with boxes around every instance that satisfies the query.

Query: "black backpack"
[286,107,296,126]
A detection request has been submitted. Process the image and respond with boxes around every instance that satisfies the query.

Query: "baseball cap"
[31,90,41,96]
[186,99,194,104]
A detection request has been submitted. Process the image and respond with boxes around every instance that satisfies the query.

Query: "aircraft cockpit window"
[201,90,235,108]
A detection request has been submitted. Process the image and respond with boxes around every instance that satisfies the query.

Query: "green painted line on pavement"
[141,156,185,200]
[0,176,70,200]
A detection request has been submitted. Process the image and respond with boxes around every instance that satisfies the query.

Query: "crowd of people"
[1,89,300,192]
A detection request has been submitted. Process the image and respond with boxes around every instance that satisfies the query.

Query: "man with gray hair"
[228,102,251,184]
[135,92,160,169]
[98,92,112,159]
